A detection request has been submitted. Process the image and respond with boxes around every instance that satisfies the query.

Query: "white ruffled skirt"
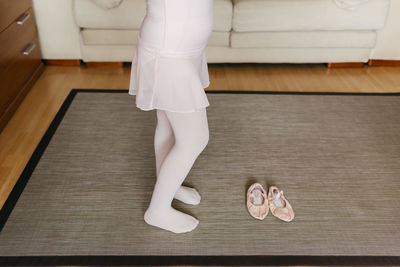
[128,0,213,113]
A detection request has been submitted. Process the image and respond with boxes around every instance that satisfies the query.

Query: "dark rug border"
[0,88,399,266]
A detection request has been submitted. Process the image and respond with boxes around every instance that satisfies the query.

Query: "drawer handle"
[23,43,36,55]
[17,13,31,25]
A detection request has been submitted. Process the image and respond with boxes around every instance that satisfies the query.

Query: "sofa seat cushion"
[232,0,390,32]
[74,0,232,32]
[231,30,377,48]
[81,29,230,47]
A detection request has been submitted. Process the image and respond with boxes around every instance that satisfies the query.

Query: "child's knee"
[166,108,209,154]
[178,127,209,156]
[197,127,209,152]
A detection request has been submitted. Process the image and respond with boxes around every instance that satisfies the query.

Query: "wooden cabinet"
[0,0,44,132]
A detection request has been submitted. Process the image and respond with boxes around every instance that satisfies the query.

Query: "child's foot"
[144,206,199,233]
[174,186,201,205]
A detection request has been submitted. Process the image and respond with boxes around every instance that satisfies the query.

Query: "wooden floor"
[1,62,400,210]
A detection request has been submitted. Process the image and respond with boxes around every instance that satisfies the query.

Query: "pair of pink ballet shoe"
[246,183,295,222]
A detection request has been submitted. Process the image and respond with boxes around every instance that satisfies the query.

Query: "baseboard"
[327,62,365,68]
[44,59,82,66]
[368,59,400,66]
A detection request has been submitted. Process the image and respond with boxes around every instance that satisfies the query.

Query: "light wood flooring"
[1,63,400,209]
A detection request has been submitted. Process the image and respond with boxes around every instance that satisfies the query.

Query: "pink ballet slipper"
[246,182,269,220]
[267,185,295,222]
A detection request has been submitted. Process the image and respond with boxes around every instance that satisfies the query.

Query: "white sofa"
[32,0,400,64]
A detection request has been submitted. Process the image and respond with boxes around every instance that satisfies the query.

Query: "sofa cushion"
[232,0,390,32]
[74,0,232,32]
[81,29,230,47]
[230,30,377,48]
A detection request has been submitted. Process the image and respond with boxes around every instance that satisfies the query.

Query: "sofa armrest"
[32,0,81,59]
[370,0,400,60]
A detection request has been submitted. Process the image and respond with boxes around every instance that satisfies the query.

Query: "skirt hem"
[135,102,210,113]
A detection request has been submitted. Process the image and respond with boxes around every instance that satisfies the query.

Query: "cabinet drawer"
[0,0,31,33]
[0,37,41,114]
[0,8,37,74]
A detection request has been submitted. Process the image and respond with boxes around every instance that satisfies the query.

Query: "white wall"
[370,0,400,60]
[32,0,81,59]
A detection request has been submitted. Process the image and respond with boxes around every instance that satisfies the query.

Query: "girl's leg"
[144,107,209,233]
[154,109,201,205]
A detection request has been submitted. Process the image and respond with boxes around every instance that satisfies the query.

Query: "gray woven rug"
[0,89,399,265]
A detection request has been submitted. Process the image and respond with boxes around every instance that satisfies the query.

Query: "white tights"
[143,107,209,233]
